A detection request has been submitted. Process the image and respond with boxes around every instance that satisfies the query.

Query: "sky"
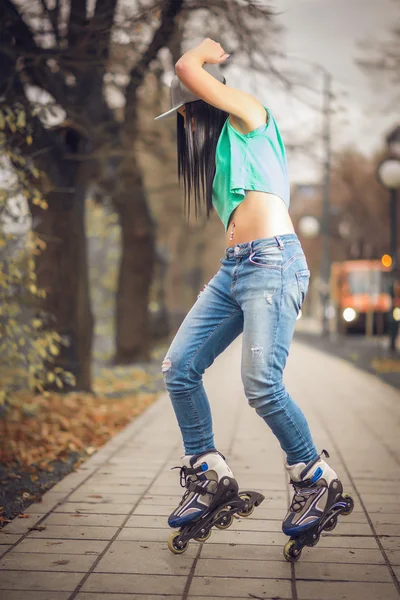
[228,0,399,182]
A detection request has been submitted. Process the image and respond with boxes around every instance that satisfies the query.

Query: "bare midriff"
[225,190,295,247]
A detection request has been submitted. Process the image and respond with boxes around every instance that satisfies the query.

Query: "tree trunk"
[113,163,156,363]
[32,142,93,391]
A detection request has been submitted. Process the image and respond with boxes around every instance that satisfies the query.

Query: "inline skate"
[167,449,265,554]
[282,449,354,562]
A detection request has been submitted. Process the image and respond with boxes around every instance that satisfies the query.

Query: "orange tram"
[330,260,400,335]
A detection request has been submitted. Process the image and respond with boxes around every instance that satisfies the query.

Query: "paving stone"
[295,561,392,582]
[200,542,285,563]
[125,515,168,529]
[360,493,398,504]
[82,477,138,486]
[0,592,70,600]
[81,573,186,595]
[47,472,90,493]
[117,527,170,542]
[76,596,182,600]
[132,504,174,516]
[188,598,284,600]
[140,495,183,505]
[25,492,67,514]
[0,551,97,572]
[296,580,399,600]
[200,543,384,564]
[43,513,125,527]
[355,480,400,491]
[13,539,108,555]
[0,535,21,546]
[357,485,400,495]
[374,524,400,536]
[67,492,142,504]
[188,598,285,600]
[94,540,194,574]
[372,514,400,525]
[94,473,153,481]
[195,557,291,579]
[362,502,400,513]
[380,537,400,551]
[0,571,82,591]
[1,515,43,535]
[386,549,400,565]
[26,524,118,540]
[76,485,148,495]
[189,576,291,598]
[54,502,138,514]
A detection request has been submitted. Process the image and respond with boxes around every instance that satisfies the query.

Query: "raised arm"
[175,38,267,134]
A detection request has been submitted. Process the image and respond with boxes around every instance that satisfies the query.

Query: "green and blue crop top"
[212,106,290,231]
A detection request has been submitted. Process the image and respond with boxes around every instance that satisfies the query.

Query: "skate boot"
[167,449,265,554]
[282,449,354,562]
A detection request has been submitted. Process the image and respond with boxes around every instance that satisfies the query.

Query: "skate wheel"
[341,493,354,516]
[215,507,234,530]
[283,539,302,562]
[324,516,338,532]
[194,529,212,543]
[167,530,188,554]
[237,494,255,518]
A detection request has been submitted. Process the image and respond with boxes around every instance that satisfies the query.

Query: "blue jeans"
[161,233,318,466]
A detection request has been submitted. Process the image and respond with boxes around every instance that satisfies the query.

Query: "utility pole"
[320,70,332,336]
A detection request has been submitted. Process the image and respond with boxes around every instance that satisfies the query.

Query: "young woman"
[155,38,352,558]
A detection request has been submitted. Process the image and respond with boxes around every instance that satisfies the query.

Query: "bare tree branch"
[3,0,70,105]
[126,0,184,101]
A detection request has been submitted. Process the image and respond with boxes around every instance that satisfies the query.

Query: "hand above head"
[189,38,230,65]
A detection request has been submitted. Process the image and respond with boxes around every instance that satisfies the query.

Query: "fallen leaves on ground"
[0,388,158,469]
[0,344,167,523]
[371,357,400,373]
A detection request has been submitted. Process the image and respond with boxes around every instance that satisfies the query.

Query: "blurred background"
[0,0,399,518]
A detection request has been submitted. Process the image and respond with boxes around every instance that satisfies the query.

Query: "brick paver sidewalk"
[1,339,400,600]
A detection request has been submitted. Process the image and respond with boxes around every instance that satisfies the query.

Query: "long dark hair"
[177,95,228,221]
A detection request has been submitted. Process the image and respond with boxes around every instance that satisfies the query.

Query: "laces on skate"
[289,482,319,512]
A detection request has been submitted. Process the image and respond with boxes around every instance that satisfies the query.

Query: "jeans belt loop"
[275,235,284,250]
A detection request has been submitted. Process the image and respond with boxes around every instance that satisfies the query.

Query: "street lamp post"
[320,70,332,337]
[377,157,400,352]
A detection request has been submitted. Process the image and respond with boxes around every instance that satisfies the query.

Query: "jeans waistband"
[224,233,300,259]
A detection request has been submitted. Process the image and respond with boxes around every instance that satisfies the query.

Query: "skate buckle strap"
[299,448,330,480]
[187,480,209,495]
